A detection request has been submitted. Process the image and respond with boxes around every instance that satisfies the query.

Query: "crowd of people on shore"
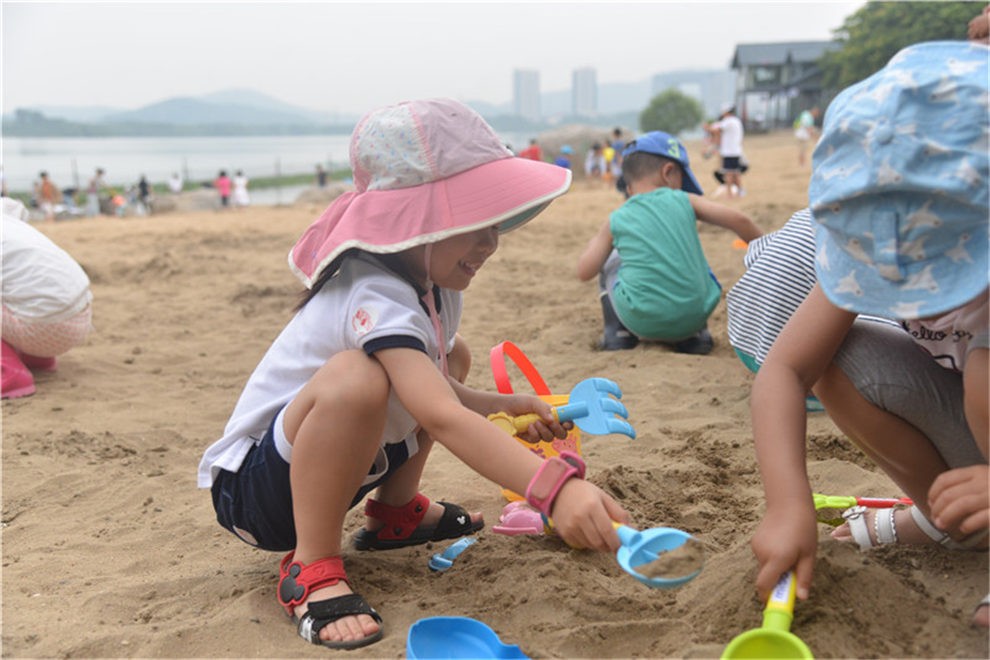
[17,166,258,222]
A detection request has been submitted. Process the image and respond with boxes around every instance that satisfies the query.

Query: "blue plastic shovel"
[614,523,704,589]
[428,538,477,572]
[489,377,636,438]
[406,616,528,659]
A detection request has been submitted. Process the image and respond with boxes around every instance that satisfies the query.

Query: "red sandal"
[277,552,383,649]
[352,492,484,551]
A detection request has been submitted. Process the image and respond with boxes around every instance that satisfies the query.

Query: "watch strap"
[525,451,586,517]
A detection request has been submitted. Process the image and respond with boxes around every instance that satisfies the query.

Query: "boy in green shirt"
[577,131,762,352]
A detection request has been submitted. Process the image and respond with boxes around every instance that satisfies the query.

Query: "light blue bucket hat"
[809,41,989,319]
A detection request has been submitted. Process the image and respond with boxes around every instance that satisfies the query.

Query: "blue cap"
[560,144,574,154]
[809,41,989,320]
[621,131,703,195]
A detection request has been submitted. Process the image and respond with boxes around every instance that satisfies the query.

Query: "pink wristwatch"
[525,451,586,518]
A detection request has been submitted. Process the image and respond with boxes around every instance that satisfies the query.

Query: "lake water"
[2,135,353,195]
[2,132,532,202]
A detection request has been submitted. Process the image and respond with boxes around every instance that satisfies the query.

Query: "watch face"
[531,459,570,500]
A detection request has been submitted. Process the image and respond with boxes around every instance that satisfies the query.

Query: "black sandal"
[277,552,383,650]
[353,492,484,551]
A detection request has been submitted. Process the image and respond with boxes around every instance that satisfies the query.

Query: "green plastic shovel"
[721,572,813,659]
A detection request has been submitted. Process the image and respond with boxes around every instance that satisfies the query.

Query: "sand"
[3,131,987,659]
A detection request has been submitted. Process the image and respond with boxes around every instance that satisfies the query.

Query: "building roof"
[731,41,840,68]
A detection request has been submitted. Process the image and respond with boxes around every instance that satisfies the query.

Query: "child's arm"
[576,219,613,282]
[689,195,763,242]
[375,346,630,551]
[963,346,989,459]
[749,285,857,601]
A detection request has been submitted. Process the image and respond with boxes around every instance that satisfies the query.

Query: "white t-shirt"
[902,289,989,373]
[2,210,92,321]
[715,115,744,157]
[197,253,462,488]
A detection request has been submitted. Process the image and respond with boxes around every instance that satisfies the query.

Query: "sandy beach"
[2,130,987,659]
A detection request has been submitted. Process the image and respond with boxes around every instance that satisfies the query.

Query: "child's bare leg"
[814,362,956,544]
[282,350,389,644]
[366,334,482,528]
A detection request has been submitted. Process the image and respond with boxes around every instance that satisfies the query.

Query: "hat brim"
[681,168,703,196]
[290,157,571,287]
[814,222,989,320]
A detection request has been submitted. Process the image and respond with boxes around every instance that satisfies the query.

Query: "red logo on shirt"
[352,307,377,336]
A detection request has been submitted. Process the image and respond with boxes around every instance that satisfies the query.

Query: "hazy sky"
[2,1,866,116]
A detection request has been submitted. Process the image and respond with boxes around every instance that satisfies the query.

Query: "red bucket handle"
[489,341,551,396]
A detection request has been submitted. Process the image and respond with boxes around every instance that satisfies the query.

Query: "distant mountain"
[30,104,123,123]
[199,89,338,124]
[6,81,658,138]
[465,99,512,117]
[104,96,320,126]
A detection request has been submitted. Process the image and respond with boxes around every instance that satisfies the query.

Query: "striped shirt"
[726,208,818,365]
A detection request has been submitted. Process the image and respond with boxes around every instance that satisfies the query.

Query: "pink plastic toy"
[492,501,549,536]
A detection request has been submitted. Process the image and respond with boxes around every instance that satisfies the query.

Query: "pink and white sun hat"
[289,98,572,288]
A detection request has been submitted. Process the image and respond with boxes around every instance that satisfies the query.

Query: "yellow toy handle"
[763,572,797,632]
[487,410,560,435]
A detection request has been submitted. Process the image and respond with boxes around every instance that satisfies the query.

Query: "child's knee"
[310,350,391,413]
[446,334,471,384]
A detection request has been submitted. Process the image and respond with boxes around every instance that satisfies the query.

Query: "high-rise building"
[513,69,541,121]
[572,67,598,117]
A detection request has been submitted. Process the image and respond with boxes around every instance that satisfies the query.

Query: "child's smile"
[402,226,499,291]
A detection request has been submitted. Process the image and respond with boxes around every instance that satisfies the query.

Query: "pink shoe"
[2,341,36,399]
[20,353,57,372]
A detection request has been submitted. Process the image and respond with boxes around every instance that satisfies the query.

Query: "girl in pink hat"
[198,98,630,650]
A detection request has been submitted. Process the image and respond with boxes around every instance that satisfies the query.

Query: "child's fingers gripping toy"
[485,341,635,503]
[488,377,635,438]
[484,342,703,590]
[486,341,583,502]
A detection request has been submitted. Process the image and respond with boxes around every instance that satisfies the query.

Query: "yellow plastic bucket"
[489,341,582,501]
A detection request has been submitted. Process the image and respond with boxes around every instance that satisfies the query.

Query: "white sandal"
[841,505,900,549]
[841,504,988,550]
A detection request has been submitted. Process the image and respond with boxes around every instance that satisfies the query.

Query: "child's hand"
[928,464,990,537]
[751,502,818,602]
[497,393,571,443]
[550,479,628,552]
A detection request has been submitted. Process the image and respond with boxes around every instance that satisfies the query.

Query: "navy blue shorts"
[211,411,412,552]
[722,156,741,172]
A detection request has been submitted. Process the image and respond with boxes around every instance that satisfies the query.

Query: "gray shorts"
[834,318,985,469]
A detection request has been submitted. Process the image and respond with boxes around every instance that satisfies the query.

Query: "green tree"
[638,89,704,136]
[821,2,975,91]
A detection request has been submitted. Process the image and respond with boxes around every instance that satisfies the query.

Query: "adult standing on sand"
[86,168,107,217]
[707,105,745,198]
[38,171,61,222]
[214,170,232,210]
[793,107,820,167]
[232,170,250,209]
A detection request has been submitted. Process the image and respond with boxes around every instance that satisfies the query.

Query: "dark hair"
[621,151,681,183]
[294,250,417,311]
